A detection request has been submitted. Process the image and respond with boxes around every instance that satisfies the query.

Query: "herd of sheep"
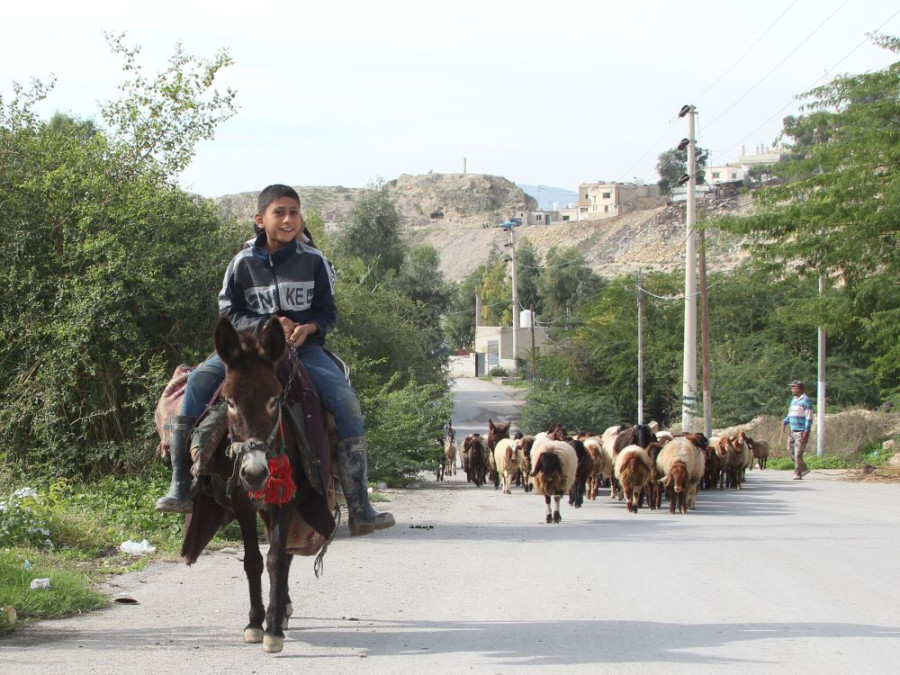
[447,420,771,523]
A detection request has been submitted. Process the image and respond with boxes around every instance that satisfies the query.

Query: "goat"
[518,436,536,492]
[614,444,654,513]
[567,438,589,508]
[642,442,665,510]
[461,434,488,487]
[530,441,578,523]
[443,437,457,476]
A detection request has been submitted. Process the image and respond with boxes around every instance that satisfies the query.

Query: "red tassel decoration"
[263,452,297,505]
[248,449,297,505]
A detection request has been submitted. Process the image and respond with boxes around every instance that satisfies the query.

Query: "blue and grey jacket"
[783,394,813,433]
[218,231,336,346]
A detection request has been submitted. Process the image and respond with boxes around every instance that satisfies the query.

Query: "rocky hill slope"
[215,173,752,283]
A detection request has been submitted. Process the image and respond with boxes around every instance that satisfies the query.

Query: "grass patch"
[0,548,107,633]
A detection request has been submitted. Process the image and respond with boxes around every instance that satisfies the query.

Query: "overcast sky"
[2,1,898,198]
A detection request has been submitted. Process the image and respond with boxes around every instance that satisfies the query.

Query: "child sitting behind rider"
[156,184,394,537]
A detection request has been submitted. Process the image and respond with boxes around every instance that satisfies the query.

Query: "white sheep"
[529,440,578,523]
[613,444,654,513]
[657,437,707,514]
[493,438,523,495]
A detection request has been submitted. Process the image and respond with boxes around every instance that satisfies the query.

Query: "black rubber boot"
[155,415,197,513]
[336,437,395,536]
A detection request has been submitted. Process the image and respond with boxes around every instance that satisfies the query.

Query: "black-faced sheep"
[613,444,655,513]
[530,440,578,523]
[657,437,707,514]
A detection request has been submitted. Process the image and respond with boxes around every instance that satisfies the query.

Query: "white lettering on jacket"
[245,282,314,313]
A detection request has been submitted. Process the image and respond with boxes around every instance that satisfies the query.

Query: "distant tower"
[463,157,467,175]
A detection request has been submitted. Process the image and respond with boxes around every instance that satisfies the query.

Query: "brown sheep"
[530,440,578,523]
[748,436,770,470]
[613,445,654,513]
[583,436,613,500]
[657,438,706,514]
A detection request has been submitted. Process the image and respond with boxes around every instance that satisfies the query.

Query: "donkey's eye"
[225,398,235,410]
[267,397,279,413]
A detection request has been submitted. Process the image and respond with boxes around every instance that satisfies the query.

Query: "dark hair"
[257,184,300,214]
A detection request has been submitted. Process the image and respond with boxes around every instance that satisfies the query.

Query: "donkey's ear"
[257,317,286,364]
[214,317,243,365]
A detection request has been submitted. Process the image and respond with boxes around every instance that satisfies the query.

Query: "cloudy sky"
[2,0,897,197]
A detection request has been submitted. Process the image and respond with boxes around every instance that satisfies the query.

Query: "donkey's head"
[214,316,286,493]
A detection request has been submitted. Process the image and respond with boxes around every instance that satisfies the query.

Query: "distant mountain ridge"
[213,173,752,283]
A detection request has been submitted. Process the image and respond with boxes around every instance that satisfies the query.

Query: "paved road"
[3,378,900,674]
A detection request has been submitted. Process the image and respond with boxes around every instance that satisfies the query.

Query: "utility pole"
[680,104,698,433]
[637,269,644,426]
[699,229,712,439]
[530,304,536,383]
[817,274,826,457]
[509,226,518,373]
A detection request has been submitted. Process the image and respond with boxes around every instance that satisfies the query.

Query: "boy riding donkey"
[156,184,394,536]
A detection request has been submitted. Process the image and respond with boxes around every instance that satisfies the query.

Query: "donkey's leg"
[263,506,290,653]
[283,554,294,630]
[236,503,265,644]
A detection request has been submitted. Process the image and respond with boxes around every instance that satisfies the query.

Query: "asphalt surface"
[3,377,900,674]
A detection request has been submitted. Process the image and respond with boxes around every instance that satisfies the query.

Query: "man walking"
[783,380,813,480]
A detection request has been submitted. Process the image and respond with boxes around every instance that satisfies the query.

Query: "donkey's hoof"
[545,514,552,523]
[243,627,264,643]
[553,511,562,524]
[263,634,284,653]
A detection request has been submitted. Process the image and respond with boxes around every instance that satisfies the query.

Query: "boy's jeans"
[180,344,364,440]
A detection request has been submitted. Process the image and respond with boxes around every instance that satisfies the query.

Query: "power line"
[693,0,801,106]
[704,0,852,132]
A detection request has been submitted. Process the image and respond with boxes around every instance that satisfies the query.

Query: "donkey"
[203,316,335,653]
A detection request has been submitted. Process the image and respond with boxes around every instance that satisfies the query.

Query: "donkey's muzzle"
[239,440,270,492]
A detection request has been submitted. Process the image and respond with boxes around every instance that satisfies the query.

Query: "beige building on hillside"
[577,182,661,219]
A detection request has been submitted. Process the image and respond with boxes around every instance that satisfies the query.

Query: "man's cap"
[790,380,804,388]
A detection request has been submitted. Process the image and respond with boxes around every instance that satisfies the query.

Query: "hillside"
[214,173,753,283]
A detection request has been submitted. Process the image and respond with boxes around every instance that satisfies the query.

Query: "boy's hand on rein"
[287,325,308,347]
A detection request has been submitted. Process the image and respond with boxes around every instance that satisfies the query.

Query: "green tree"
[537,246,604,329]
[716,34,900,397]
[515,238,543,316]
[0,39,237,477]
[337,179,405,282]
[657,144,710,194]
[479,251,512,326]
[442,274,479,352]
[394,245,453,326]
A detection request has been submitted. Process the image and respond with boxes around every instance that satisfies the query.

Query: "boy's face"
[256,196,303,251]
